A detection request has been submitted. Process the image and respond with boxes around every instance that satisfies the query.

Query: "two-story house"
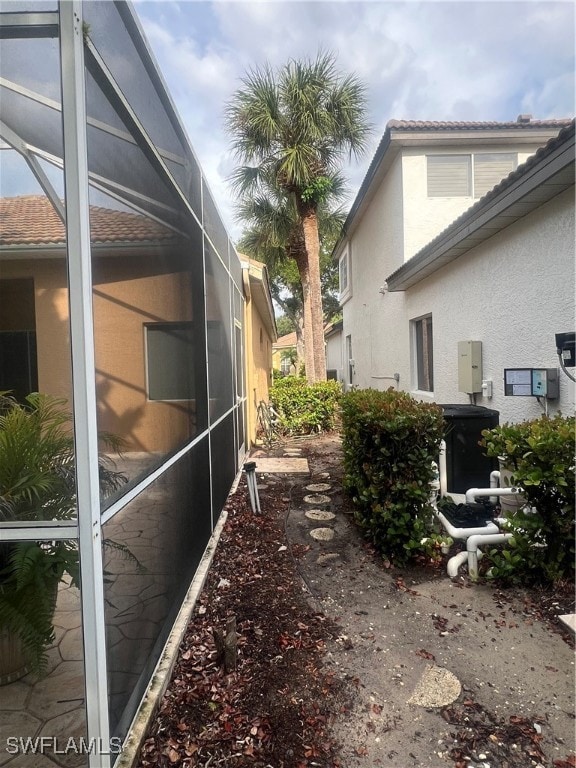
[334,117,575,423]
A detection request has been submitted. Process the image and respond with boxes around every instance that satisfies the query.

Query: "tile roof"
[387,118,573,131]
[0,195,177,247]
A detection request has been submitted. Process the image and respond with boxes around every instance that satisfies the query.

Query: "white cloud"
[135,0,575,239]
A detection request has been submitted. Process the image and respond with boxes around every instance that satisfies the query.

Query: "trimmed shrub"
[481,414,575,585]
[341,389,444,564]
[269,377,342,435]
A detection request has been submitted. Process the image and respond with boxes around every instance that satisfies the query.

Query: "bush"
[341,389,444,565]
[269,377,341,435]
[481,414,575,585]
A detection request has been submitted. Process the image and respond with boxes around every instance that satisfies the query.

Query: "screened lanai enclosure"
[0,2,246,766]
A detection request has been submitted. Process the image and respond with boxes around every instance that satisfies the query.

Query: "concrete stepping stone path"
[305,483,332,493]
[303,493,331,506]
[305,509,336,522]
[309,527,335,541]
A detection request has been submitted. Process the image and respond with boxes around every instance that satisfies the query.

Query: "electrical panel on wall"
[458,341,482,393]
[504,368,559,399]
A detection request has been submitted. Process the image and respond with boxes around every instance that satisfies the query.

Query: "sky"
[134,1,574,239]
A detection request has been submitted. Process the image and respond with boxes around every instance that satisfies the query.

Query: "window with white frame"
[146,321,195,401]
[411,315,434,392]
[427,153,517,198]
[338,245,351,301]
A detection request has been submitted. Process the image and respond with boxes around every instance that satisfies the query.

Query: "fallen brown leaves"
[136,476,346,768]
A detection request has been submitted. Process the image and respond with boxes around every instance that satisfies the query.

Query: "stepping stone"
[407,665,461,707]
[305,509,336,522]
[305,483,332,493]
[309,527,335,541]
[304,494,331,506]
[315,472,330,480]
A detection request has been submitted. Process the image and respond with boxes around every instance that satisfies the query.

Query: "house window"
[280,356,292,375]
[427,153,517,198]
[339,246,351,301]
[346,334,354,386]
[145,322,195,401]
[412,315,433,392]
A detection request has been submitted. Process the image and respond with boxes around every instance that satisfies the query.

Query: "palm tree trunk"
[298,203,326,382]
[294,250,316,382]
[295,316,305,373]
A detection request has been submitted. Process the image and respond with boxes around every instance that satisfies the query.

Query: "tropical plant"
[0,392,128,678]
[237,168,345,376]
[227,51,370,382]
[481,414,575,584]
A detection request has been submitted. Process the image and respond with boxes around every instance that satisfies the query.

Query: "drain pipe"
[489,470,500,504]
[435,509,500,540]
[439,440,447,498]
[447,550,470,579]
[467,533,513,580]
[465,486,523,504]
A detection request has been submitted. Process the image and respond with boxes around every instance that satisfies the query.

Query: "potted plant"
[0,391,129,683]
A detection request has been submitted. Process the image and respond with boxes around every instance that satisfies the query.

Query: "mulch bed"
[136,467,350,768]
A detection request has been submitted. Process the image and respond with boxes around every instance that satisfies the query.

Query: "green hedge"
[269,377,342,435]
[341,389,445,564]
[481,414,575,584]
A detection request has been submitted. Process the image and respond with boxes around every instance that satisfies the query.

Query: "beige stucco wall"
[401,144,544,260]
[0,255,198,453]
[244,286,274,446]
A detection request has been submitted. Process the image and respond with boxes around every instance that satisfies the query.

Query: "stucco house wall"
[339,156,405,389]
[242,258,276,446]
[401,144,542,260]
[336,119,574,405]
[402,186,575,422]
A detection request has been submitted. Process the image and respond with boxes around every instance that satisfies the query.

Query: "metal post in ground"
[243,461,261,514]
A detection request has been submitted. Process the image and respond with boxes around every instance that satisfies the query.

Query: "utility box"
[458,341,482,393]
[441,404,499,493]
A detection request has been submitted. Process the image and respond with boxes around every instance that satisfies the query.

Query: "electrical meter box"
[458,341,482,394]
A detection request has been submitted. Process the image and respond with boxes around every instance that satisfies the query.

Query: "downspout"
[439,440,447,498]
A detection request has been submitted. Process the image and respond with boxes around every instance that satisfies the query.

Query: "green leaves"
[269,377,341,435]
[341,389,445,565]
[481,414,575,584]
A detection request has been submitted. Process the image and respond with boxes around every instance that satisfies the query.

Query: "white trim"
[338,244,352,304]
[59,4,111,764]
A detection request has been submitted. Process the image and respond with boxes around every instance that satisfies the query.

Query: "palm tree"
[226,51,370,382]
[237,174,345,377]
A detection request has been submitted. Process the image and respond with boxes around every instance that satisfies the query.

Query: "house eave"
[332,121,571,262]
[242,259,278,342]
[386,129,575,292]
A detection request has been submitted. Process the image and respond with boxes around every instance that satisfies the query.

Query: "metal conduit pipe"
[467,533,513,580]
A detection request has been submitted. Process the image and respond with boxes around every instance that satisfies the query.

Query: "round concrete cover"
[407,665,461,707]
[309,527,335,541]
[303,494,331,506]
[305,483,332,493]
[305,509,336,522]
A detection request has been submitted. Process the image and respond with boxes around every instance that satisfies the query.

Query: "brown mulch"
[136,435,575,768]
[136,461,350,768]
